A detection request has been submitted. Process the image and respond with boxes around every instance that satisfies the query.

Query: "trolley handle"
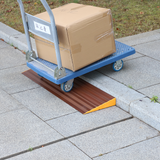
[17,0,32,52]
[17,0,62,69]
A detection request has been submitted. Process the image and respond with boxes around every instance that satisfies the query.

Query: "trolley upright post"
[17,0,66,79]
[17,0,32,52]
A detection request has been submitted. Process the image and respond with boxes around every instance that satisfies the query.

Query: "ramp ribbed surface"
[23,70,115,114]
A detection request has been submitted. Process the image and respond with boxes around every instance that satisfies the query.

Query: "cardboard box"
[34,3,116,71]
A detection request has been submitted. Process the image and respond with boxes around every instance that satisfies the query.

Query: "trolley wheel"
[61,81,73,92]
[112,60,123,72]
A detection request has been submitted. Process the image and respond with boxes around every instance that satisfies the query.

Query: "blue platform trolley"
[17,0,135,92]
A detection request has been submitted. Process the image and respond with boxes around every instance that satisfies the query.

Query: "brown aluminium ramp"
[22,70,116,114]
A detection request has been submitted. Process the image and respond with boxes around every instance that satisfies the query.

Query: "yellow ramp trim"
[84,98,116,114]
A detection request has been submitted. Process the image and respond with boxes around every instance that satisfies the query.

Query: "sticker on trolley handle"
[34,21,51,35]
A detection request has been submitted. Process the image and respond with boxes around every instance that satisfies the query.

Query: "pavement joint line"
[0,45,14,49]
[6,88,40,109]
[0,106,25,116]
[131,37,160,47]
[132,52,160,63]
[28,109,70,139]
[0,117,133,160]
[10,86,41,96]
[68,139,93,159]
[97,70,129,89]
[49,116,134,139]
[28,110,68,138]
[127,84,148,96]
[0,64,26,71]
[136,51,145,55]
[97,67,158,95]
[132,38,160,47]
[137,82,160,91]
[136,116,160,133]
[92,134,160,159]
[123,55,145,62]
[0,85,41,113]
[0,88,27,113]
[29,110,50,123]
[45,111,78,122]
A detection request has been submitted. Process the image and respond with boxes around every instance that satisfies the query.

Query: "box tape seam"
[95,29,114,43]
[66,28,75,71]
[71,5,86,10]
[71,44,82,54]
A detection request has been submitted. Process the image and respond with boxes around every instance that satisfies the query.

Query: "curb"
[0,22,37,53]
[1,22,160,131]
[81,73,160,131]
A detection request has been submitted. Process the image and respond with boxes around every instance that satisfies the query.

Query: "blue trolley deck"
[27,40,135,85]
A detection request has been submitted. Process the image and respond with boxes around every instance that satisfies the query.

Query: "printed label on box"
[34,21,51,35]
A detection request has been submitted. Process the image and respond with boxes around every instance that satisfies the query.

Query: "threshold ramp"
[23,70,116,114]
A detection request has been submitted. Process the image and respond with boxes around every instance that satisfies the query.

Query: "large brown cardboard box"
[34,3,116,71]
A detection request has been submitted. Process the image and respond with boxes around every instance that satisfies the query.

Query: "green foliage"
[73,0,79,3]
[128,85,133,89]
[59,0,64,3]
[28,147,33,151]
[0,0,160,39]
[151,96,159,103]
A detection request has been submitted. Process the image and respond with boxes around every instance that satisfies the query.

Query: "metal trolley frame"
[17,0,135,92]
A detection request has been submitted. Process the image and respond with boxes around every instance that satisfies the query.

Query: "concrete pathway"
[0,22,160,159]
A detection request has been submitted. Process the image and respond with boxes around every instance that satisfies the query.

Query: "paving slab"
[93,136,160,160]
[69,118,159,158]
[0,108,63,159]
[98,56,160,90]
[138,83,160,99]
[47,106,132,137]
[134,39,160,61]
[0,65,39,94]
[0,88,23,114]
[117,30,160,46]
[0,47,26,70]
[0,40,10,48]
[8,140,92,160]
[154,29,160,33]
[13,87,77,121]
[130,97,160,131]
[123,52,144,61]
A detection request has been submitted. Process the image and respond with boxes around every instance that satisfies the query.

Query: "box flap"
[34,3,110,49]
[35,3,110,27]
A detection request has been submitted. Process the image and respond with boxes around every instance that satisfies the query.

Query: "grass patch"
[28,147,33,151]
[128,85,133,89]
[151,95,159,103]
[0,0,160,38]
